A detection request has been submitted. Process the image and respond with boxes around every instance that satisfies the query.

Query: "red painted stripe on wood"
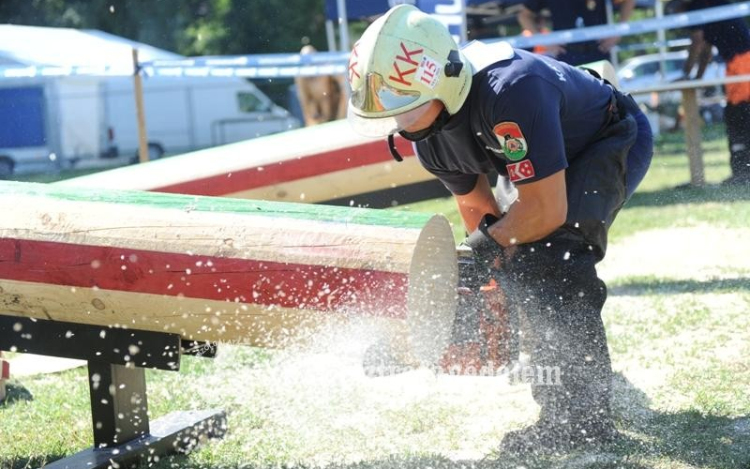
[0,239,408,319]
[153,137,415,196]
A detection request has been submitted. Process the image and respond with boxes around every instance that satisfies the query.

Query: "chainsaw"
[364,245,518,376]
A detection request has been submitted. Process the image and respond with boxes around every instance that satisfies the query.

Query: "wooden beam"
[0,351,7,402]
[0,181,457,365]
[57,121,448,208]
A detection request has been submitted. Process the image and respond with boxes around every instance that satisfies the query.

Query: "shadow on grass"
[0,455,68,469]
[625,183,750,209]
[604,374,750,469]
[611,277,750,296]
[0,382,33,407]
[133,376,750,469]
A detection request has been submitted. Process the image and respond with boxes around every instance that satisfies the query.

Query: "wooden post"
[132,48,149,164]
[0,351,8,402]
[0,181,457,366]
[681,88,705,187]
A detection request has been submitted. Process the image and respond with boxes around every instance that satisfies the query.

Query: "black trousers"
[724,101,750,180]
[499,108,638,431]
[502,240,612,431]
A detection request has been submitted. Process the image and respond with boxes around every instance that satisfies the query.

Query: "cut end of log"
[397,215,458,366]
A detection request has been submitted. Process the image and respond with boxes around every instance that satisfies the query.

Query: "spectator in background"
[668,0,750,185]
[295,45,348,126]
[517,0,636,66]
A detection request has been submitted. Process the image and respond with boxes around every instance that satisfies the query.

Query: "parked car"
[617,50,726,124]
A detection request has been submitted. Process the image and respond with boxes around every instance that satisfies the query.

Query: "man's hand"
[464,214,505,274]
[542,43,567,58]
[517,5,566,58]
[600,0,634,53]
[671,73,693,83]
[486,169,568,247]
[455,170,567,251]
[598,36,621,53]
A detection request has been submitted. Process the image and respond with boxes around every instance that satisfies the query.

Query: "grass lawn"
[1,125,749,469]
[13,168,104,184]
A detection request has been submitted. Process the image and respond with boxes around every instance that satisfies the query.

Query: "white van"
[0,25,300,177]
[104,74,300,162]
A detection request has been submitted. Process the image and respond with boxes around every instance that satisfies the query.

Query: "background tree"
[0,0,328,55]
[0,0,328,104]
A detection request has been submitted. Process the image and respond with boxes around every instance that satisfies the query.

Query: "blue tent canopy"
[324,0,389,20]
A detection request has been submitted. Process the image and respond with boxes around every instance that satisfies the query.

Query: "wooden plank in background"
[58,120,449,208]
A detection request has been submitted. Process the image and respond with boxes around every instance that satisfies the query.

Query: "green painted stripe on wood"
[0,181,435,229]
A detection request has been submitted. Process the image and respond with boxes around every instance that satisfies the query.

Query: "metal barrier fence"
[0,2,748,79]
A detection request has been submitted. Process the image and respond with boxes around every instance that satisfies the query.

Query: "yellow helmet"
[347,4,473,138]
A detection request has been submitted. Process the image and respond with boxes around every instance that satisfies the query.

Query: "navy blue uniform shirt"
[687,0,750,62]
[522,0,609,65]
[415,49,613,195]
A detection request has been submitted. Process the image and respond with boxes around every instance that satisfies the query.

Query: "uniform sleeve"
[490,76,567,185]
[413,144,479,195]
[430,170,479,196]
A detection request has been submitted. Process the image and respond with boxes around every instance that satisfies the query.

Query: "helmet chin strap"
[388,108,452,162]
[387,134,404,162]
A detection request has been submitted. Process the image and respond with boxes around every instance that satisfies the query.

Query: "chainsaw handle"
[464,213,506,275]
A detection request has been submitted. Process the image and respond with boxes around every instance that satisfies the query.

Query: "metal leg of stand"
[42,359,227,469]
[0,316,227,469]
[43,409,227,469]
[88,361,150,447]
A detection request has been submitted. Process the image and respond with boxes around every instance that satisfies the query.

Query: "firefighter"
[346,5,653,455]
[667,0,750,185]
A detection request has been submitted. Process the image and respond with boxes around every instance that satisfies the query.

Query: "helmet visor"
[348,71,430,137]
[351,72,421,113]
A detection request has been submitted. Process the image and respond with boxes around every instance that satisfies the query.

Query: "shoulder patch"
[493,122,528,161]
[507,160,535,183]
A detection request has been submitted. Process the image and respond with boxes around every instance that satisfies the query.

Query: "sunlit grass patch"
[1,125,749,468]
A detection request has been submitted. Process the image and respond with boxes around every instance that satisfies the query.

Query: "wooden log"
[57,121,449,208]
[0,181,457,365]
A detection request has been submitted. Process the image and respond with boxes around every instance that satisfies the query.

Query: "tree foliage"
[0,0,328,56]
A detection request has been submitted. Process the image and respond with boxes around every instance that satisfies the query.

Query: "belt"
[600,87,621,131]
[606,87,640,122]
[593,86,639,143]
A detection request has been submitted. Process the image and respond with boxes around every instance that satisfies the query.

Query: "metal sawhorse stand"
[0,315,227,469]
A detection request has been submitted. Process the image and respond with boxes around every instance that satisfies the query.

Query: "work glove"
[671,73,693,83]
[463,213,506,278]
